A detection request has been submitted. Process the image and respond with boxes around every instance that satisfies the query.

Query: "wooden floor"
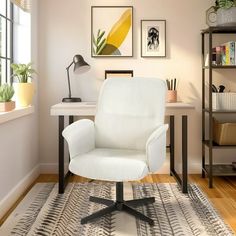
[1,174,236,233]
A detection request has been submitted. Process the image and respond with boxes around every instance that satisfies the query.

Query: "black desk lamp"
[62,55,90,102]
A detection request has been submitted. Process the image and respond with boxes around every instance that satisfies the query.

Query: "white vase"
[216,7,236,26]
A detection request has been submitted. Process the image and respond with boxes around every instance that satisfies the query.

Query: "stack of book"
[205,41,236,66]
[213,41,236,66]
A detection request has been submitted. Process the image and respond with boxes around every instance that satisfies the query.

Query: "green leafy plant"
[215,0,236,9]
[0,84,14,102]
[11,62,37,83]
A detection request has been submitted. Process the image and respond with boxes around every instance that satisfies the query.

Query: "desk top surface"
[51,102,195,116]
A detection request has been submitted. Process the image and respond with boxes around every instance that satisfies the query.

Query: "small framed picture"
[91,6,133,57]
[105,70,133,79]
[141,20,166,57]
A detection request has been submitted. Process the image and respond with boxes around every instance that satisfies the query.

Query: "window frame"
[0,0,13,85]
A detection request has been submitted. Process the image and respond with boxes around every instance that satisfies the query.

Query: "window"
[0,0,13,85]
[13,4,31,64]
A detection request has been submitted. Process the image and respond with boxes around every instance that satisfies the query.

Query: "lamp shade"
[73,55,90,74]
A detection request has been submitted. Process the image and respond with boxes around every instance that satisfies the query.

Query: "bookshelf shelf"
[203,164,236,176]
[203,140,236,149]
[204,108,236,114]
[203,65,236,69]
[202,26,236,34]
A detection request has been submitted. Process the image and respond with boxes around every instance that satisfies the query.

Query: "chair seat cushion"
[69,148,149,181]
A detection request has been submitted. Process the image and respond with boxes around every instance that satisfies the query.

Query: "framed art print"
[91,6,133,57]
[105,70,133,79]
[141,20,166,57]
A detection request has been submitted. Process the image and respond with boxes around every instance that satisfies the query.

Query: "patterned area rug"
[0,183,234,236]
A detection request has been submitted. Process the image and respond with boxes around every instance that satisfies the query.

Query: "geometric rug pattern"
[0,183,234,236]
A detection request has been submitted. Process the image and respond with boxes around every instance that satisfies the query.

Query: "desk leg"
[59,116,65,194]
[69,116,74,125]
[170,116,175,176]
[169,115,188,194]
[182,115,188,193]
[68,116,74,176]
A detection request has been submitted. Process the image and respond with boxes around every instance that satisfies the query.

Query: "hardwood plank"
[1,174,236,233]
[210,198,236,230]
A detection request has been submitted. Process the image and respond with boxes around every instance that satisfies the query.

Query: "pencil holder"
[167,90,177,103]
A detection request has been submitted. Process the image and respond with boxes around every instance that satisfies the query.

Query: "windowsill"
[0,106,34,125]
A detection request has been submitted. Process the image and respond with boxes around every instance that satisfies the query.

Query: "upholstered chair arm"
[146,124,169,172]
[62,119,95,159]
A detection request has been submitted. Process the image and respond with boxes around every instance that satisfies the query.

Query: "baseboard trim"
[0,164,40,220]
[40,163,58,174]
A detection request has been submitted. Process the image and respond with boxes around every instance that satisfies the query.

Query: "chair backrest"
[95,77,167,150]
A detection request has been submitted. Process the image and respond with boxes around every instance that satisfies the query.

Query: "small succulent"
[11,62,37,83]
[0,84,14,102]
[215,0,236,9]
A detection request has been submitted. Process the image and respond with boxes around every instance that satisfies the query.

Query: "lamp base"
[62,97,82,102]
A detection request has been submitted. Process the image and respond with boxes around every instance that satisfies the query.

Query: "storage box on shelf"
[213,119,236,145]
[212,92,236,110]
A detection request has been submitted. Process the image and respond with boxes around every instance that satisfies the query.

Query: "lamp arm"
[66,61,74,98]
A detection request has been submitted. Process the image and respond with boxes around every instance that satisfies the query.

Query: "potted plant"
[11,62,36,107]
[215,0,236,26]
[0,84,15,112]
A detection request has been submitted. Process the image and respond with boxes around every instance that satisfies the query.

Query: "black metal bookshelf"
[201,27,236,188]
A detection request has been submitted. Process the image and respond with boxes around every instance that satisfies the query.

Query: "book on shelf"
[230,42,235,65]
[222,41,235,65]
[205,41,236,66]
[216,46,221,65]
[221,45,226,65]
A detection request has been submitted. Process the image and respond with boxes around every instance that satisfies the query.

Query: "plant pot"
[13,83,34,107]
[0,101,15,112]
[167,90,177,103]
[216,7,236,26]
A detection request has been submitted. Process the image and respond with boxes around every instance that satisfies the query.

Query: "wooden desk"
[51,102,194,194]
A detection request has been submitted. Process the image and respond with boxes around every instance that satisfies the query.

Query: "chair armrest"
[62,119,95,159]
[146,124,169,172]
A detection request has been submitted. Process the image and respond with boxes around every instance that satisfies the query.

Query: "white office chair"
[62,77,168,225]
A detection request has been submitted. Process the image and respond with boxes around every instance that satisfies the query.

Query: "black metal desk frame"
[58,115,188,194]
[169,115,188,193]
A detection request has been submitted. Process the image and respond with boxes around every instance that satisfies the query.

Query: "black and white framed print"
[141,20,166,57]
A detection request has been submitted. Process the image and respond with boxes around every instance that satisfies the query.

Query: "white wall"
[39,0,236,174]
[0,0,39,218]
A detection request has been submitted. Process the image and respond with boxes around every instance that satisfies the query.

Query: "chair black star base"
[81,182,155,226]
